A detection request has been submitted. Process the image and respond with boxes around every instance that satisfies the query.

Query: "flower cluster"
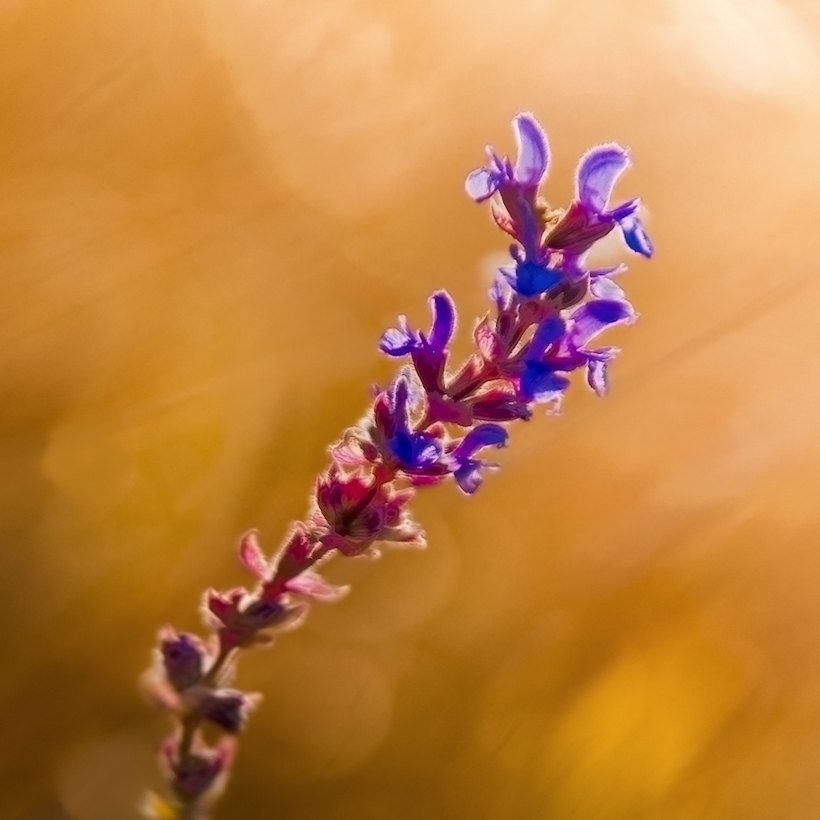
[143,113,652,819]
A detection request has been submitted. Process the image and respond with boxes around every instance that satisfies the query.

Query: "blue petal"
[410,436,442,468]
[589,276,625,300]
[619,214,654,258]
[512,260,563,296]
[526,315,566,360]
[428,290,456,353]
[388,431,442,470]
[608,197,639,222]
[455,423,508,460]
[587,299,631,324]
[576,143,630,214]
[512,113,549,189]
[586,359,609,396]
[454,463,483,495]
[388,377,411,433]
[569,299,634,348]
[379,322,416,357]
[465,167,499,202]
[521,363,570,402]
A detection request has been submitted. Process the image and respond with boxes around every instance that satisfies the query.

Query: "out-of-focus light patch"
[436,0,556,54]
[42,415,140,513]
[610,314,820,515]
[476,611,577,766]
[202,0,451,220]
[57,730,157,820]
[0,0,22,25]
[480,251,511,289]
[325,508,459,642]
[0,171,152,396]
[249,639,393,780]
[539,624,759,814]
[655,0,819,102]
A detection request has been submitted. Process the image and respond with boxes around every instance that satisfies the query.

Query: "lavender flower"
[546,143,654,259]
[379,290,456,394]
[144,112,652,820]
[464,113,549,203]
[450,424,508,494]
[466,114,652,304]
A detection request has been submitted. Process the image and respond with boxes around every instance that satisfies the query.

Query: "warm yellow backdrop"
[3,1,820,818]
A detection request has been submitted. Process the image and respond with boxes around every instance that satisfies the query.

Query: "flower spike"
[145,111,653,820]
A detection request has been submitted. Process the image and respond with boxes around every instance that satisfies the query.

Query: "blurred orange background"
[4,0,820,818]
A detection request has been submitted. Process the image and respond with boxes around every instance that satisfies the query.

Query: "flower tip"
[576,142,630,213]
[379,327,413,357]
[512,112,549,189]
[620,213,654,258]
[465,167,497,202]
[428,289,457,351]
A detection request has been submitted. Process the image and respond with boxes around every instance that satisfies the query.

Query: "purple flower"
[565,298,636,396]
[331,375,457,473]
[500,255,563,298]
[464,113,549,201]
[380,290,456,394]
[450,424,508,494]
[385,376,448,478]
[465,114,549,259]
[546,144,653,259]
[145,112,653,820]
[518,299,635,402]
[519,315,571,403]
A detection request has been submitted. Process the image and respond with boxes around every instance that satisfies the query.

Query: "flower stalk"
[142,112,652,819]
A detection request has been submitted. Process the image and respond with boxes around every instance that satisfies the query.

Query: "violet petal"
[428,290,456,353]
[389,377,411,433]
[586,359,610,396]
[569,299,634,348]
[526,315,566,360]
[465,167,499,202]
[521,363,570,402]
[608,197,639,222]
[512,113,549,189]
[388,430,442,471]
[454,423,508,460]
[590,276,626,300]
[512,260,563,296]
[379,316,416,357]
[619,213,654,258]
[454,463,483,495]
[576,143,630,214]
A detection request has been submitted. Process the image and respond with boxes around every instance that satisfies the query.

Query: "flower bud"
[160,629,205,691]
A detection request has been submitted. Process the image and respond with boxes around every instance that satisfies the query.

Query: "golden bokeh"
[3,0,820,818]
